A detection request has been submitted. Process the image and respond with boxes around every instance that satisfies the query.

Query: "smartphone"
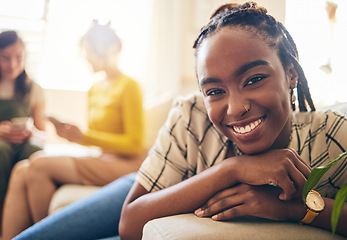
[11,117,28,130]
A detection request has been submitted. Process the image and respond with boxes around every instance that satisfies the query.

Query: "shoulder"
[30,80,43,93]
[169,92,208,125]
[293,109,347,129]
[119,74,141,91]
[165,92,223,143]
[29,80,44,103]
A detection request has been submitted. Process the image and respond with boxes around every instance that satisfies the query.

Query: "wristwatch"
[300,190,325,224]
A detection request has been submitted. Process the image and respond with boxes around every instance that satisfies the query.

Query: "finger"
[288,148,311,178]
[206,187,238,207]
[268,168,297,201]
[195,185,241,215]
[196,191,243,217]
[274,150,308,200]
[283,152,309,199]
[212,204,248,221]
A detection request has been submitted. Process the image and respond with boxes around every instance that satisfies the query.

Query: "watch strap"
[300,209,319,224]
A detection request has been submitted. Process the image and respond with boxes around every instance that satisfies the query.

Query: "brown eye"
[206,89,225,96]
[245,74,268,87]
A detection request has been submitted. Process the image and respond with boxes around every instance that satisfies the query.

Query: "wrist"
[286,199,307,221]
[221,156,240,187]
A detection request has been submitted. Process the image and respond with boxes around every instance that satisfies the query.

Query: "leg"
[13,173,136,240]
[14,142,42,163]
[26,156,82,222]
[0,139,14,237]
[2,160,32,240]
[0,139,14,201]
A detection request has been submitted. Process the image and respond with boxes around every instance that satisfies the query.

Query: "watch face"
[306,191,325,211]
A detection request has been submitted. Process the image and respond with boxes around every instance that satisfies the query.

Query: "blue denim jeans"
[13,172,136,240]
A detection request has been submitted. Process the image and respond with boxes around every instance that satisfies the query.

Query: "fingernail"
[196,211,204,217]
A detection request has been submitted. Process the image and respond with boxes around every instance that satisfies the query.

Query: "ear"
[286,63,298,89]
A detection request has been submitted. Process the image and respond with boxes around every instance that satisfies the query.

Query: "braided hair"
[193,2,315,112]
[0,31,31,99]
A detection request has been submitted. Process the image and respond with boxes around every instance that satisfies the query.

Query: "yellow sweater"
[80,74,144,155]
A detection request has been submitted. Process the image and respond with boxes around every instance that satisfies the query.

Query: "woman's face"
[197,28,297,154]
[84,44,107,73]
[0,41,25,81]
[83,42,120,73]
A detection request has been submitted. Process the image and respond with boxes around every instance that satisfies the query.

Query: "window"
[0,0,153,92]
[286,0,347,106]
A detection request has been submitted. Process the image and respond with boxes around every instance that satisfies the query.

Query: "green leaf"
[331,185,347,233]
[302,152,347,203]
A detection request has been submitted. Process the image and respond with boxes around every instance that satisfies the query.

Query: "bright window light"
[0,0,153,92]
[286,0,347,107]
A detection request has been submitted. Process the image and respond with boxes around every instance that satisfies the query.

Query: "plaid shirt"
[137,93,347,198]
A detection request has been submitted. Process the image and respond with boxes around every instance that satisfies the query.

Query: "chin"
[237,141,272,155]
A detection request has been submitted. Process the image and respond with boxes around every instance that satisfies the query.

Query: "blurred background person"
[1,20,146,240]
[0,30,46,232]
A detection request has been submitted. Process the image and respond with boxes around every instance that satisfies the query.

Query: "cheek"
[204,100,224,126]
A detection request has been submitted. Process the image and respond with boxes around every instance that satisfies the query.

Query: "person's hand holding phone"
[47,116,83,142]
[0,118,31,144]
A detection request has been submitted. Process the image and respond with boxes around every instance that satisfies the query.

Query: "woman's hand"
[53,122,83,142]
[227,148,311,200]
[0,121,31,144]
[195,183,305,221]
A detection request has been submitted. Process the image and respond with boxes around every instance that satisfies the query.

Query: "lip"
[225,116,265,140]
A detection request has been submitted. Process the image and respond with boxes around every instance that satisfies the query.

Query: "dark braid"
[193,2,315,112]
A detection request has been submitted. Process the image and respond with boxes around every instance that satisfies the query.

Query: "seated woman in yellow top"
[1,20,146,239]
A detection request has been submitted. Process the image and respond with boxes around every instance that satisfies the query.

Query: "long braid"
[193,2,315,112]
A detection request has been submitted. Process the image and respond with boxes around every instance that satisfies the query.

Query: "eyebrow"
[199,60,270,86]
[236,60,270,76]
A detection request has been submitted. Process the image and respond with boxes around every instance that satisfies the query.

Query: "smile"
[232,118,262,134]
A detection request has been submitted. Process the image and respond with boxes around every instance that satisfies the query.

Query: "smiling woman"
[118,2,347,239]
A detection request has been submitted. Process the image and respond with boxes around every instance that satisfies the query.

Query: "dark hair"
[193,2,315,112]
[0,30,31,99]
[81,20,121,58]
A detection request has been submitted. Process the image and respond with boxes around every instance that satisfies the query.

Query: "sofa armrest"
[142,213,344,240]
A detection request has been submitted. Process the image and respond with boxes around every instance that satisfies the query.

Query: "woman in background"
[0,30,45,227]
[1,21,146,240]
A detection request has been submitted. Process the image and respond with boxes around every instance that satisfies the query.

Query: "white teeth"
[233,119,262,134]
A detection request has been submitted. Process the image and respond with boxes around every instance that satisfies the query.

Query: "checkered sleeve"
[136,96,193,192]
[315,110,347,198]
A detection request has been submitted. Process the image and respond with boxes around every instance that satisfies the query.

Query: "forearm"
[119,162,237,240]
[81,130,144,154]
[309,198,347,237]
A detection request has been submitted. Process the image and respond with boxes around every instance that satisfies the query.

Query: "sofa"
[142,213,344,240]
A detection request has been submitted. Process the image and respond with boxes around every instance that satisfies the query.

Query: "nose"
[226,94,248,117]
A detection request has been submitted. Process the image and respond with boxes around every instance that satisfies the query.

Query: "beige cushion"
[48,184,100,215]
[142,213,344,240]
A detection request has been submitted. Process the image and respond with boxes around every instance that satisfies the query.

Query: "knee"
[26,157,51,181]
[8,160,30,187]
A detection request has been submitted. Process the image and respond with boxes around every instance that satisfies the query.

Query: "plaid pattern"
[137,93,347,198]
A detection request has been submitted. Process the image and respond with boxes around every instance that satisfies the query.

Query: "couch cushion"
[48,184,100,215]
[142,213,344,240]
